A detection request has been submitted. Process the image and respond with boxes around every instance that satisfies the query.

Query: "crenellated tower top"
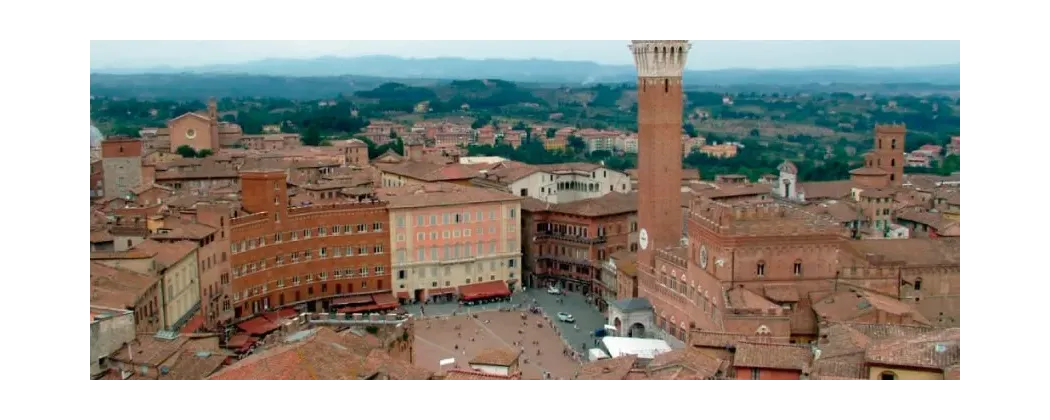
[630,40,692,78]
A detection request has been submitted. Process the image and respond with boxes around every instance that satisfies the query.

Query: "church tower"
[631,40,690,268]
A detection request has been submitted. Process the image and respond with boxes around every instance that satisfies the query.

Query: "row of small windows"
[399,209,514,228]
[234,245,384,277]
[231,223,383,253]
[233,269,386,302]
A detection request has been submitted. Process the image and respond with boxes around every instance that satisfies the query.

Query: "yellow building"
[133,239,202,331]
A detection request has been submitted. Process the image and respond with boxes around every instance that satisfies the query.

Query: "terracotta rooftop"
[378,183,520,209]
[810,200,860,223]
[812,289,931,325]
[843,238,959,267]
[726,286,780,310]
[798,180,856,200]
[896,210,956,231]
[90,250,154,260]
[732,341,812,371]
[376,161,480,182]
[865,328,960,371]
[849,167,889,176]
[161,349,229,380]
[469,347,521,367]
[152,218,217,240]
[547,192,638,217]
[132,239,198,270]
[576,355,638,380]
[90,262,159,310]
[210,328,428,380]
[648,347,724,379]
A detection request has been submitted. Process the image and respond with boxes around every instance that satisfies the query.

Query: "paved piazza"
[411,288,610,379]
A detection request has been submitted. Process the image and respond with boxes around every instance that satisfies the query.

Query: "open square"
[414,310,584,379]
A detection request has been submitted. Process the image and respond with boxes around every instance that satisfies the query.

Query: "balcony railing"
[534,231,606,245]
[537,254,597,267]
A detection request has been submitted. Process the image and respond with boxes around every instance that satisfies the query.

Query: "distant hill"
[92,55,960,86]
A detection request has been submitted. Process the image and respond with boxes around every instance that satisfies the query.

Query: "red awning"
[333,295,374,306]
[396,291,410,299]
[179,313,205,334]
[429,287,456,295]
[373,293,399,309]
[458,280,511,301]
[237,316,280,336]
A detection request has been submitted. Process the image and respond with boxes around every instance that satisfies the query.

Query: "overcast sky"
[90,40,960,70]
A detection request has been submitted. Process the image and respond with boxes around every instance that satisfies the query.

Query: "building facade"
[230,170,391,319]
[381,183,523,303]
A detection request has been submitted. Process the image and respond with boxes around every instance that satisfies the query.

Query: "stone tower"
[630,40,690,268]
[872,124,906,186]
[101,136,143,199]
[207,97,221,151]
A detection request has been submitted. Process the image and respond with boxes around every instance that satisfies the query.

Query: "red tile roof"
[210,328,430,380]
[864,328,960,370]
[469,347,520,367]
[576,355,638,380]
[237,316,280,336]
[732,342,812,371]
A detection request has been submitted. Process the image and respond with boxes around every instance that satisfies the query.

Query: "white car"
[547,286,561,295]
[556,312,575,323]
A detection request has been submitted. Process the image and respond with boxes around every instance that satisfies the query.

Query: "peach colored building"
[379,183,523,304]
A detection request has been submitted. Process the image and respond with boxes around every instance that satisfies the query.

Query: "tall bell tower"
[631,40,690,268]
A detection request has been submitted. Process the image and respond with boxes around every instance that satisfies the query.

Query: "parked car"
[547,286,561,295]
[556,312,575,323]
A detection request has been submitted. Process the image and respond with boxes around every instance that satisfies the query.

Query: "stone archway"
[629,323,645,338]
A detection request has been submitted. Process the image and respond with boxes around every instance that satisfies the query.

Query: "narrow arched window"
[793,260,802,276]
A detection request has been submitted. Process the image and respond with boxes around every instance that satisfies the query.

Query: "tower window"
[891,159,896,167]
[878,139,882,149]
[793,260,802,276]
[914,279,922,291]
[665,79,669,93]
[757,262,766,276]
[892,139,897,149]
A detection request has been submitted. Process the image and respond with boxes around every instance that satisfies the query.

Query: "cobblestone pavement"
[413,310,583,380]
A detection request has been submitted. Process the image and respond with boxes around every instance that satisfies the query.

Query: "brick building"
[229,170,392,319]
[862,124,907,186]
[522,192,638,311]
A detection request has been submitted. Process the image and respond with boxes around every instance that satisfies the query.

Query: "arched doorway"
[629,323,645,338]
